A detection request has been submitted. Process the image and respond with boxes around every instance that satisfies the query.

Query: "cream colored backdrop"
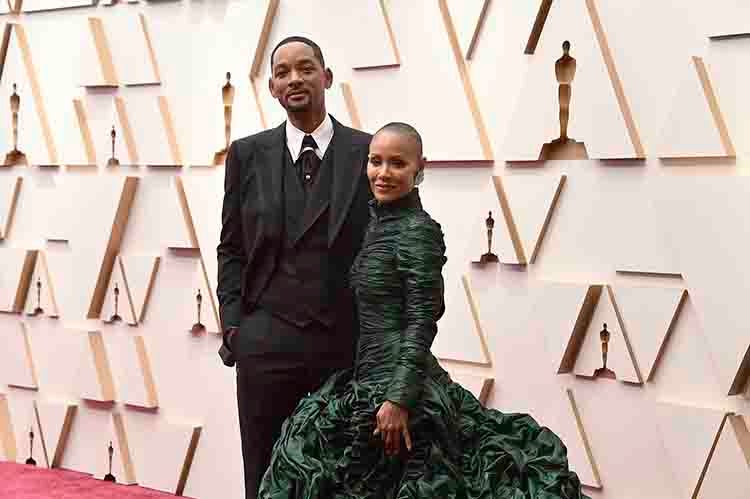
[1,0,750,498]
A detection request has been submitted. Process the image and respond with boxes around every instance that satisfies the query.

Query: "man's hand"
[373,401,412,456]
[222,327,238,347]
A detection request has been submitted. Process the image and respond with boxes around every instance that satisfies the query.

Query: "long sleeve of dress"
[385,217,446,411]
[216,140,246,330]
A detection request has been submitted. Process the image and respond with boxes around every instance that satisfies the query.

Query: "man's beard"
[287,102,310,112]
[285,95,312,113]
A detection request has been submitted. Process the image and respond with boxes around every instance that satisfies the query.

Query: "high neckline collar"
[369,188,422,219]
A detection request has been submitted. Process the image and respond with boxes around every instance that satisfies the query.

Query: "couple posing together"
[217,36,588,499]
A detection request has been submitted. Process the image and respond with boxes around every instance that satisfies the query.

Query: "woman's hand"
[373,401,412,456]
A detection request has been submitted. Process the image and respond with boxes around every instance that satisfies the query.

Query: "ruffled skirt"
[258,369,588,499]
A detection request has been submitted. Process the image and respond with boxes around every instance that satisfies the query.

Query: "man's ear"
[324,68,334,89]
[268,77,277,98]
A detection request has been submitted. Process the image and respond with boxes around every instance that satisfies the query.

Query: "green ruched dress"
[258,188,589,499]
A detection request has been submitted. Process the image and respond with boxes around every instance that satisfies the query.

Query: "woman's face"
[367,130,423,203]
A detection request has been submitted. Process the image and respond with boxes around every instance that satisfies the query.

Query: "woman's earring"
[414,168,425,186]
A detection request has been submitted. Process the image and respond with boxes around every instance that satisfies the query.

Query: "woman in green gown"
[258,123,589,499]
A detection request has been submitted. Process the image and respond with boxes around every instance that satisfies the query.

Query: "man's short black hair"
[270,36,326,70]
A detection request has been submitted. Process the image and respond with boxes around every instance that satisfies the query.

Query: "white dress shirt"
[285,114,334,162]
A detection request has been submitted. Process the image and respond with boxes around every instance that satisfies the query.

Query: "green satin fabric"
[258,189,589,499]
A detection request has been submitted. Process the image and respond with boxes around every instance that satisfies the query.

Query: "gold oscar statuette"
[593,323,616,380]
[107,126,120,167]
[539,41,588,160]
[4,83,28,167]
[190,288,206,334]
[25,426,36,466]
[106,282,123,323]
[479,211,499,264]
[104,440,116,482]
[214,71,235,165]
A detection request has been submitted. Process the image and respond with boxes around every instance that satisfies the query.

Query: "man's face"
[269,42,332,114]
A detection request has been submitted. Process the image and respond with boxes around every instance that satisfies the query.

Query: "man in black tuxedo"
[216,36,372,499]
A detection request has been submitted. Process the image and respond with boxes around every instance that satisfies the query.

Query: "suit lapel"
[328,118,363,247]
[256,123,286,238]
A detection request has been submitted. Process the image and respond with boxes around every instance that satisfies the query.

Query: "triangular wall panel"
[61,406,136,485]
[530,384,603,489]
[75,330,117,403]
[564,388,602,488]
[62,93,116,168]
[185,260,220,335]
[108,329,159,409]
[85,176,139,320]
[119,254,160,324]
[127,411,202,495]
[24,250,59,318]
[100,256,136,325]
[567,381,674,495]
[542,283,641,383]
[698,414,750,498]
[658,56,735,158]
[504,0,643,160]
[2,321,38,390]
[175,0,268,163]
[610,286,687,381]
[119,176,195,253]
[40,175,139,322]
[116,94,182,166]
[107,13,161,86]
[539,282,599,375]
[66,98,97,167]
[0,23,58,166]
[95,412,137,484]
[78,16,119,87]
[179,171,223,297]
[572,285,641,383]
[350,0,400,69]
[493,173,565,265]
[0,248,35,313]
[34,398,77,468]
[432,274,491,366]
[655,402,728,498]
[653,176,750,396]
[5,390,44,466]
[444,0,491,60]
[7,394,74,468]
[351,1,490,161]
[460,178,506,266]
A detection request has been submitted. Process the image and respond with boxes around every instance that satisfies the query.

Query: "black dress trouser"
[234,314,347,499]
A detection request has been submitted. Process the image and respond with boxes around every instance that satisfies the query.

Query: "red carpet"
[0,462,192,499]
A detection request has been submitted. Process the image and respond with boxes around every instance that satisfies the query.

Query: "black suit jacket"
[217,116,372,365]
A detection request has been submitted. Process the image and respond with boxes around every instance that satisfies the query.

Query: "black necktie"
[298,134,321,191]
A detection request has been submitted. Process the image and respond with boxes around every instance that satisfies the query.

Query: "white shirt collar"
[285,114,334,162]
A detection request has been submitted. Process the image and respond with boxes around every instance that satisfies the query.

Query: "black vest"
[257,147,335,328]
